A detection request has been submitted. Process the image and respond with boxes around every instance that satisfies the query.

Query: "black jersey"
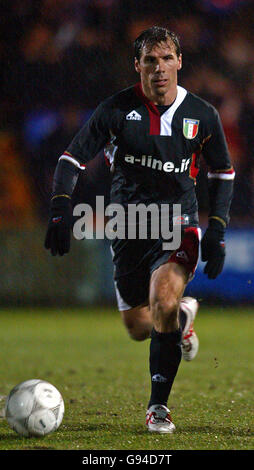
[57,83,235,225]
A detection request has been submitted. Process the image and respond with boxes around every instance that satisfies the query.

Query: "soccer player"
[44,27,234,433]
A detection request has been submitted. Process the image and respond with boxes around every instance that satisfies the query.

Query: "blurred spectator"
[0,131,37,228]
[3,22,65,126]
[1,0,254,227]
[61,25,117,108]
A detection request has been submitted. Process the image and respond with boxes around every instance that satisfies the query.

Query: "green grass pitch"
[0,306,253,450]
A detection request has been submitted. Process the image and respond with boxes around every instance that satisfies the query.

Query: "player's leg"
[146,261,187,433]
[146,227,200,433]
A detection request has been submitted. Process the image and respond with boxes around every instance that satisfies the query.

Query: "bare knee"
[128,324,151,341]
[152,297,179,319]
[151,297,179,331]
[150,263,186,332]
[121,306,152,341]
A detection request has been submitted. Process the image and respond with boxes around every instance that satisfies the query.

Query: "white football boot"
[180,297,199,361]
[146,404,176,433]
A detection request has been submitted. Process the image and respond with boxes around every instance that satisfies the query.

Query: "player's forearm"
[207,177,234,227]
[52,159,81,199]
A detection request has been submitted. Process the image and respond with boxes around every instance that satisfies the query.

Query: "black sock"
[148,328,182,408]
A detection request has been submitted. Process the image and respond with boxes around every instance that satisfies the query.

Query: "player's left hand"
[201,219,226,279]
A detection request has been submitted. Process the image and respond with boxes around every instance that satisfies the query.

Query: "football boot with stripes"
[180,297,199,361]
[146,404,176,433]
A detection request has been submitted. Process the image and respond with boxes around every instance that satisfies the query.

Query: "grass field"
[0,306,254,451]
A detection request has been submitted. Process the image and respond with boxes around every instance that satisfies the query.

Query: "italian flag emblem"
[183,118,199,139]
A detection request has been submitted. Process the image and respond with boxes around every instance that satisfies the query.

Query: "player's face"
[134,40,182,105]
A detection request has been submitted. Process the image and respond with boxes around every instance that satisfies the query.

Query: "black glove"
[201,218,226,279]
[44,196,73,256]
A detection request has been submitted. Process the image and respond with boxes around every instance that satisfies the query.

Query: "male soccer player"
[45,27,234,433]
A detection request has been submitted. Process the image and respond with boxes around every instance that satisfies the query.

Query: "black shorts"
[111,227,200,311]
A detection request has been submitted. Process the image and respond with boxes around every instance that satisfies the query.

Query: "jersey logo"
[126,110,142,121]
[176,250,189,261]
[183,118,199,139]
[152,374,168,383]
[125,154,190,174]
[173,214,190,225]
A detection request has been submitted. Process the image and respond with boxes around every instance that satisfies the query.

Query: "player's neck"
[143,85,178,106]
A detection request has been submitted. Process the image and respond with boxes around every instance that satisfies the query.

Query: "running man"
[45,26,234,433]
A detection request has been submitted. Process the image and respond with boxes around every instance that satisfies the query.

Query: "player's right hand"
[44,195,72,256]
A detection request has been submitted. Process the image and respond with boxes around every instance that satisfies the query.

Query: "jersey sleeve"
[201,108,235,227]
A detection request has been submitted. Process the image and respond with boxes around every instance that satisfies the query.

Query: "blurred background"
[1,0,253,307]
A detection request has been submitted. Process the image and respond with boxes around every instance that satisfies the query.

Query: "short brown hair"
[134,26,181,61]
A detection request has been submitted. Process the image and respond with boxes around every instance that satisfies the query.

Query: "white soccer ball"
[5,379,64,437]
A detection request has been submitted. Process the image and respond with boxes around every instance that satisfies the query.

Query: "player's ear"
[177,54,182,71]
[134,57,141,73]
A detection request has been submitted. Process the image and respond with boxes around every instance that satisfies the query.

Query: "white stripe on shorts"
[110,245,132,311]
